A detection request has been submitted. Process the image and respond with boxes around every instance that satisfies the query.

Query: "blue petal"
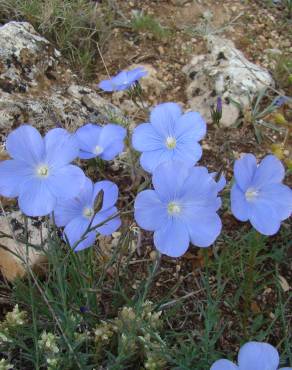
[98,79,115,92]
[132,123,163,152]
[47,164,85,199]
[248,199,281,235]
[154,218,190,257]
[134,190,168,231]
[99,79,116,92]
[140,148,174,173]
[259,183,292,220]
[150,102,182,136]
[6,125,44,165]
[180,166,218,203]
[231,184,249,221]
[76,177,94,206]
[79,151,96,160]
[54,178,92,226]
[210,359,238,370]
[92,180,119,210]
[112,71,130,88]
[100,71,135,91]
[75,124,102,157]
[173,141,202,166]
[93,206,121,235]
[98,124,126,160]
[54,198,83,227]
[175,111,206,142]
[152,161,191,202]
[101,142,124,161]
[0,160,34,197]
[45,128,79,167]
[234,154,257,192]
[238,342,279,370]
[127,67,147,81]
[18,178,56,216]
[64,216,95,252]
[251,155,285,188]
[185,211,222,248]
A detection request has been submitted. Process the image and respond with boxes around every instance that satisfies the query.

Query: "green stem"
[126,129,137,182]
[24,216,40,369]
[141,251,161,302]
[243,230,261,340]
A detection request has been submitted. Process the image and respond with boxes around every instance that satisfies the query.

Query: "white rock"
[0,22,58,93]
[0,211,48,281]
[0,22,123,135]
[183,35,274,127]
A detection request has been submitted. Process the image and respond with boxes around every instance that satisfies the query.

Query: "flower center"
[94,145,104,155]
[167,201,181,216]
[83,207,94,219]
[36,164,49,178]
[165,136,176,149]
[245,187,259,202]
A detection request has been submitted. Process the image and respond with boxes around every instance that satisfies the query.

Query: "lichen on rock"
[183,35,274,127]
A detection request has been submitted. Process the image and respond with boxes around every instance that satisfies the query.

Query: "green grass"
[130,11,171,40]
[272,55,292,94]
[1,213,291,369]
[0,0,116,79]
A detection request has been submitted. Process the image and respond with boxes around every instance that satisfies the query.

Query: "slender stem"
[136,89,146,110]
[126,129,137,182]
[24,216,40,369]
[243,230,261,339]
[141,251,161,302]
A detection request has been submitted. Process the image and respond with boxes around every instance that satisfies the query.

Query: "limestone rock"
[0,21,123,139]
[0,211,48,281]
[0,21,60,94]
[183,35,274,127]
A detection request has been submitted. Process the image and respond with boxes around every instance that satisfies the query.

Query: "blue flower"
[54,177,121,251]
[273,96,288,107]
[216,96,222,114]
[134,161,222,257]
[0,125,85,217]
[75,123,126,160]
[210,341,292,370]
[231,154,292,235]
[132,102,206,173]
[98,67,147,92]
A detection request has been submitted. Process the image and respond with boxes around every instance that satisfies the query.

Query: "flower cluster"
[131,102,224,257]
[0,359,13,370]
[0,305,27,347]
[0,122,125,250]
[1,94,291,257]
[4,305,27,327]
[38,331,60,370]
[132,102,291,256]
[93,301,163,362]
[211,341,292,370]
[0,65,291,369]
